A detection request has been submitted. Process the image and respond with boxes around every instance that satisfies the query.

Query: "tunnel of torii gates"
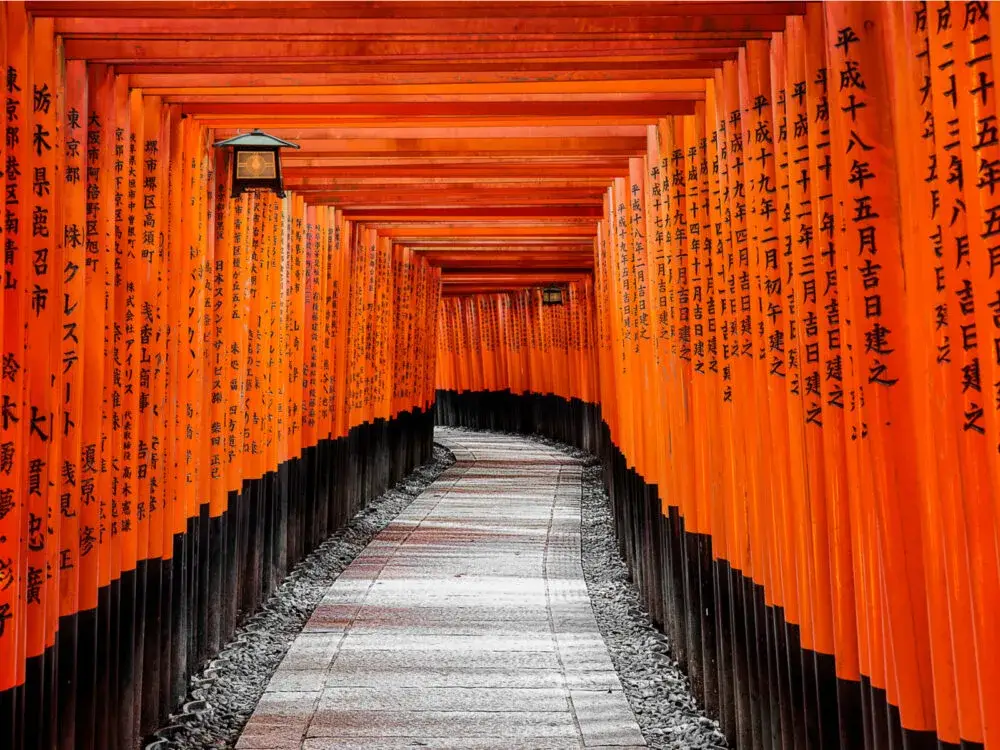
[0,1,999,749]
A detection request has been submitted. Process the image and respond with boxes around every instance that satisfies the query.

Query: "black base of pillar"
[433,389,981,750]
[0,405,435,750]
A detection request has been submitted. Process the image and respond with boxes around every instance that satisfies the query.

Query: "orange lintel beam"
[404,239,593,252]
[216,125,649,139]
[420,249,594,258]
[289,178,609,188]
[301,189,613,202]
[178,101,696,117]
[291,189,618,201]
[58,44,770,58]
[285,178,608,186]
[282,164,625,178]
[149,53,730,64]
[442,286,555,296]
[58,34,765,47]
[432,266,596,274]
[407,251,594,259]
[164,93,702,104]
[283,160,628,172]
[405,238,594,246]
[342,207,603,219]
[436,265,594,276]
[372,226,596,239]
[302,189,606,198]
[294,193,607,205]
[440,270,591,284]
[125,67,717,88]
[142,80,704,97]
[51,15,789,36]
[31,2,806,19]
[297,196,608,206]
[61,31,771,44]
[285,153,630,162]
[285,176,611,187]
[64,38,745,61]
[116,59,730,75]
[370,216,597,226]
[290,192,608,203]
[192,116,660,128]
[302,200,605,210]
[405,243,594,252]
[281,157,633,170]
[427,258,594,269]
[386,237,596,245]
[278,137,649,155]
[295,191,603,204]
[287,150,629,160]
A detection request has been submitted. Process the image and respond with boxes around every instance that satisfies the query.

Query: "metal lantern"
[542,285,564,306]
[212,129,300,198]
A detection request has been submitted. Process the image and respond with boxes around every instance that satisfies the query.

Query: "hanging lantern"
[542,285,564,306]
[212,128,300,198]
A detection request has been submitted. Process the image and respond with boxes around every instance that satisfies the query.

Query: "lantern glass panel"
[236,150,277,180]
[542,286,563,305]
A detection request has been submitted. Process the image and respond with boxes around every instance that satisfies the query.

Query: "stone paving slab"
[343,621,556,637]
[296,743,647,750]
[238,429,647,748]
[328,647,564,671]
[317,686,571,712]
[336,633,557,651]
[306,710,580,739]
[298,739,590,749]
[323,667,574,690]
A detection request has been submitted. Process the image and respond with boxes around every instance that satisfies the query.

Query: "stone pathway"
[236,429,647,749]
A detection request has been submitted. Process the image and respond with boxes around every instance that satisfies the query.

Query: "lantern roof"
[212,129,300,150]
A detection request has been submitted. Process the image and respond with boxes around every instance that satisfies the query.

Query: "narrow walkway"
[236,429,647,749]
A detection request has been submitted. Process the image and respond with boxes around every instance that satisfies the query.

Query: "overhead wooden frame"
[27,0,805,292]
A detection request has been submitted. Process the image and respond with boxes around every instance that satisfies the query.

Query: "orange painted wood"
[0,5,995,748]
[29,2,807,20]
[24,15,59,658]
[50,14,790,36]
[0,0,28,691]
[175,101,699,118]
[126,68,720,88]
[62,38,745,62]
[58,58,87,619]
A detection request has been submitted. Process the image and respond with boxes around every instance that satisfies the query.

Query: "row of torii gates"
[0,2,998,749]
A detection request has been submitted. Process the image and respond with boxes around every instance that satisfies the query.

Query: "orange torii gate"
[0,6,442,748]
[435,4,1000,750]
[0,2,998,750]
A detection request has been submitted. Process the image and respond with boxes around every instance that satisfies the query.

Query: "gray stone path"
[236,429,647,749]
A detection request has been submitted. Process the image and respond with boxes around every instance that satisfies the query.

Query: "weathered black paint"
[435,389,984,750]
[0,406,434,750]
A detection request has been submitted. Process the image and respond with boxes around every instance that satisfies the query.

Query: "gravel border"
[446,426,727,750]
[576,453,728,750]
[145,443,456,750]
